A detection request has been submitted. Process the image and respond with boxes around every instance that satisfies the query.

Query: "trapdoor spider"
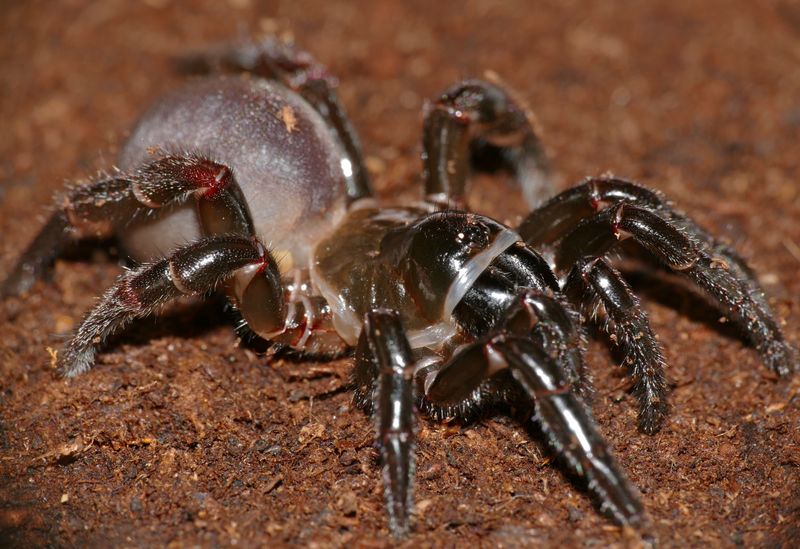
[2,38,796,537]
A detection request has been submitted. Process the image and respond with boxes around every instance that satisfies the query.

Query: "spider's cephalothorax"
[2,37,796,538]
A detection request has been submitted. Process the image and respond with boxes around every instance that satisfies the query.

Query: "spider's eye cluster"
[454,219,490,250]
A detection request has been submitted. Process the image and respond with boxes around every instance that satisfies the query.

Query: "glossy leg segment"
[130,155,254,236]
[353,309,417,537]
[490,242,560,293]
[0,155,254,297]
[422,79,551,207]
[557,203,796,376]
[179,37,372,204]
[519,177,780,321]
[493,336,646,528]
[518,177,663,247]
[564,258,668,434]
[667,217,794,371]
[509,291,592,401]
[452,241,589,400]
[452,242,560,339]
[439,289,590,412]
[63,155,253,237]
[59,234,281,377]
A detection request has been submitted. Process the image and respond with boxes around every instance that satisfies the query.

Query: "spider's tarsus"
[762,338,798,377]
[59,347,96,378]
[381,429,415,538]
[638,400,668,436]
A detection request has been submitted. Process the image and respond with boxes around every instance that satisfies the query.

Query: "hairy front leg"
[60,234,282,377]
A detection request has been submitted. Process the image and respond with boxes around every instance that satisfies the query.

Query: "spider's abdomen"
[117,76,348,268]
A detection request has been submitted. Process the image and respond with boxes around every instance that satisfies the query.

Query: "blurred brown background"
[1,0,798,546]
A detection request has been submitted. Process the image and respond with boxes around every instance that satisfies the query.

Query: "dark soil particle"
[1,1,799,547]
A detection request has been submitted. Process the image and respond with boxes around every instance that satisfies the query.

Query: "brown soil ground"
[1,1,799,547]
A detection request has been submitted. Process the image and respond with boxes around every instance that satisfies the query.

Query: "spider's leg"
[423,290,644,528]
[520,176,786,351]
[352,309,417,538]
[60,234,284,377]
[433,289,592,409]
[492,335,646,528]
[557,203,796,376]
[520,177,762,274]
[422,78,552,208]
[666,212,784,339]
[178,37,372,204]
[2,209,72,297]
[451,248,590,400]
[518,176,663,247]
[2,175,140,296]
[1,155,253,297]
[564,257,668,434]
[517,290,594,401]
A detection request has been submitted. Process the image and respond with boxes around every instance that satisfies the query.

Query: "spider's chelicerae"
[3,38,796,537]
